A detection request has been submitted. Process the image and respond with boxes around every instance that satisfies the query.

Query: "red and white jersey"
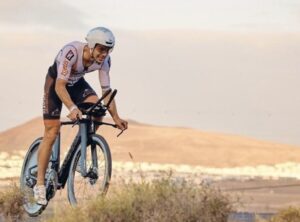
[54,41,111,89]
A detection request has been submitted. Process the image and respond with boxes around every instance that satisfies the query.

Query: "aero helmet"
[85,27,115,49]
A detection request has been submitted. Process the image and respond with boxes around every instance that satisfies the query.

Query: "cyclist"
[34,27,128,205]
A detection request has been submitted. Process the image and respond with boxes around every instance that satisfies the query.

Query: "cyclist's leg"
[68,78,103,124]
[37,120,60,185]
[83,96,104,132]
[37,74,62,185]
[83,95,99,103]
[33,74,62,205]
[84,95,103,127]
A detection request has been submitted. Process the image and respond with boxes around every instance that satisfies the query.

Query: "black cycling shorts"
[43,74,97,120]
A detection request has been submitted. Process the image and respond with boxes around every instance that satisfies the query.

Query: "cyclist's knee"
[43,120,60,141]
[83,95,98,103]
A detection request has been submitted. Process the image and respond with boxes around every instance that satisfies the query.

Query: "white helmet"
[85,27,115,49]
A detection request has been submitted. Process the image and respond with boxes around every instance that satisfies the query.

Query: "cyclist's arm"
[103,89,128,130]
[98,57,121,121]
[55,46,78,110]
[55,79,75,110]
[102,90,120,121]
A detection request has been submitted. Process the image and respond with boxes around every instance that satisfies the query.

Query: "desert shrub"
[268,207,300,222]
[48,174,233,222]
[0,183,24,222]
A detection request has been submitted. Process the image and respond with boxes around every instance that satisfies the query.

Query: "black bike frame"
[49,89,118,189]
[50,120,94,189]
[50,129,80,189]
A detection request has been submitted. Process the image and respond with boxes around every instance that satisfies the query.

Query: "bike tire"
[19,137,47,217]
[67,134,112,206]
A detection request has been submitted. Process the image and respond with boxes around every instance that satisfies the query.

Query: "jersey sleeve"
[56,45,77,81]
[98,56,111,91]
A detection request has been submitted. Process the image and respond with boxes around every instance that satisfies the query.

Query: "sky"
[64,0,300,32]
[0,0,300,145]
[1,0,300,31]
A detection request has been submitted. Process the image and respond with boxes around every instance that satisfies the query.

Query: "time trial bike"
[20,89,123,216]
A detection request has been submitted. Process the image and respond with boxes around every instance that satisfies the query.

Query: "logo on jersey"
[66,50,74,61]
[61,60,69,76]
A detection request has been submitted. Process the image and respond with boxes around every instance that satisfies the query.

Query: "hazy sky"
[64,0,300,31]
[1,0,300,145]
[1,0,300,31]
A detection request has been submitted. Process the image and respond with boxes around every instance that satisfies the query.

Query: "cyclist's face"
[93,44,111,63]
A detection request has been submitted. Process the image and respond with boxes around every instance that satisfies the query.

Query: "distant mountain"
[1,117,300,167]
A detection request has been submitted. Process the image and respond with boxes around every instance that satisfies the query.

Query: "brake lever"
[107,123,125,137]
[117,130,125,137]
[72,119,79,128]
[72,115,80,128]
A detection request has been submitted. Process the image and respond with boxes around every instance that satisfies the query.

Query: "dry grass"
[0,182,24,222]
[48,173,233,222]
[255,207,300,222]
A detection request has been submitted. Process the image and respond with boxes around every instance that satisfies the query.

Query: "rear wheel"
[20,138,47,217]
[67,134,112,206]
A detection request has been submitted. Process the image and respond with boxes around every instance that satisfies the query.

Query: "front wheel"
[67,134,112,206]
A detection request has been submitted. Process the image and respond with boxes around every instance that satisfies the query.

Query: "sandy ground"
[1,117,300,221]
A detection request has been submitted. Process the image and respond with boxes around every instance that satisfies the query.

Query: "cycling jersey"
[43,41,111,120]
[48,41,111,90]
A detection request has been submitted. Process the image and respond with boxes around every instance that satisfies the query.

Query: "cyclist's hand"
[67,107,82,121]
[113,117,128,131]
